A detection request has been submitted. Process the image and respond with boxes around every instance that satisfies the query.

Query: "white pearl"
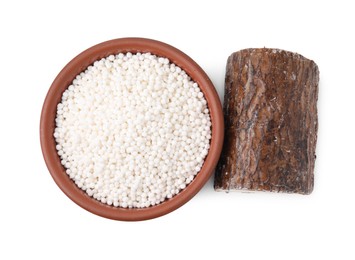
[54,52,212,208]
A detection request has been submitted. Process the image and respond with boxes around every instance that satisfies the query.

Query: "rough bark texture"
[214,48,319,194]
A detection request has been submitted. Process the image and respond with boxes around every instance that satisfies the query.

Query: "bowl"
[40,37,224,221]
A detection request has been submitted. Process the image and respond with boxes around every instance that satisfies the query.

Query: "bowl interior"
[40,38,224,221]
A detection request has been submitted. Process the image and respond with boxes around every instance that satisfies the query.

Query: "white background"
[1,0,354,259]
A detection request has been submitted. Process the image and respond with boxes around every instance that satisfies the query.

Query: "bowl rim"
[40,37,224,221]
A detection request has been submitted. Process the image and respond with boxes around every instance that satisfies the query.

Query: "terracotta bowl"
[40,38,224,221]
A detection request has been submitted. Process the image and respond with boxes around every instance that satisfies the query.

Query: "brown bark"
[214,48,319,194]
